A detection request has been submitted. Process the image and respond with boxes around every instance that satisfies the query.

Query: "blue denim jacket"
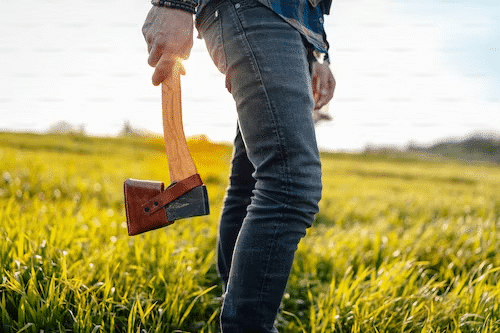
[196,0,331,55]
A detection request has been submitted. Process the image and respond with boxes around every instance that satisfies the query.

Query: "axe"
[124,60,209,236]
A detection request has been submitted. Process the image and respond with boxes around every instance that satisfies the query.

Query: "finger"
[315,76,321,103]
[326,75,335,102]
[312,71,320,104]
[148,43,166,68]
[146,35,153,54]
[142,24,153,53]
[317,69,337,109]
[314,72,328,109]
[315,93,328,110]
[323,74,335,104]
[317,83,334,110]
[142,14,153,39]
[142,23,152,40]
[152,58,176,86]
[179,37,194,60]
[315,85,331,110]
[148,38,191,67]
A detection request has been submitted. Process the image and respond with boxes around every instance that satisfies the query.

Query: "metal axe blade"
[165,184,210,221]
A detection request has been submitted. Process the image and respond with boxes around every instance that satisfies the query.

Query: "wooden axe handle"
[161,61,198,183]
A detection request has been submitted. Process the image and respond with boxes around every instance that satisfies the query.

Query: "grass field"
[1,131,500,332]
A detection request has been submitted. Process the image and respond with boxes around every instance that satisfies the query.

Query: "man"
[142,0,335,331]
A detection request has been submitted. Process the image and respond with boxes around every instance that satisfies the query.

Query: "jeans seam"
[259,215,283,328]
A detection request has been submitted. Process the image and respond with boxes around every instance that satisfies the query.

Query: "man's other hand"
[312,62,335,110]
[142,7,194,85]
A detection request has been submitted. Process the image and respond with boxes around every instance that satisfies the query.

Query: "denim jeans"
[196,1,322,332]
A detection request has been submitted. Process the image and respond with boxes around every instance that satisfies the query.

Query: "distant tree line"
[407,133,500,164]
[46,121,86,135]
[45,121,500,164]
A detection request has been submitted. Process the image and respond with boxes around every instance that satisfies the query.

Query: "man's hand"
[312,61,335,110]
[142,7,194,85]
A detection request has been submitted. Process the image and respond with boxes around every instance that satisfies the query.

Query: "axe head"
[165,184,210,221]
[124,176,209,236]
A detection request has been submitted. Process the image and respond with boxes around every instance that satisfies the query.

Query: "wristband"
[151,0,197,14]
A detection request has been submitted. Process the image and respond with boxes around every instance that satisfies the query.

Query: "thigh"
[222,0,322,206]
[198,0,322,207]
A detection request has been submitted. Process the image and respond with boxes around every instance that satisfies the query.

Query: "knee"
[288,168,322,219]
[285,153,323,209]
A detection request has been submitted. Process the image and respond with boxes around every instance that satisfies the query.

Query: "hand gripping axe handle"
[123,60,209,236]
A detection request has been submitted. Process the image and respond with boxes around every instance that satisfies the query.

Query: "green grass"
[1,131,500,332]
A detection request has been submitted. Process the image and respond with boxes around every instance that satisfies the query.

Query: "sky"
[0,0,499,151]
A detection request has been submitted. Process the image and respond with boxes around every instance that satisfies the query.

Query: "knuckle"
[150,40,166,55]
[142,23,152,37]
[155,42,166,53]
[148,54,159,67]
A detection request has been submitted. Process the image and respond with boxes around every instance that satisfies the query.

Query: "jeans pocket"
[199,9,227,74]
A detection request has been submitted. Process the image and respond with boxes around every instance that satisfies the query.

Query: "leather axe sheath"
[124,60,209,236]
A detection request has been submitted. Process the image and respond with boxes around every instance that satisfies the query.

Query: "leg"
[197,1,322,332]
[217,125,256,292]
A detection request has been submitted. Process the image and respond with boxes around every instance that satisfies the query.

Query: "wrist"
[313,50,329,65]
[151,0,197,14]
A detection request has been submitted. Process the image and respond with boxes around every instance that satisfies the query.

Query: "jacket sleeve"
[321,0,332,15]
